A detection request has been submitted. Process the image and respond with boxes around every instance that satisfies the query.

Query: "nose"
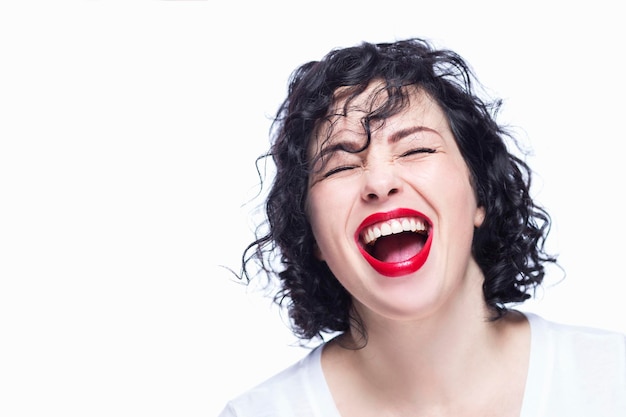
[360,163,402,203]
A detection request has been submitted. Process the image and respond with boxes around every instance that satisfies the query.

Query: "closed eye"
[323,165,359,178]
[401,147,436,157]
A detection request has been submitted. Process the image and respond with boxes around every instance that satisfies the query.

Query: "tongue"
[371,233,425,263]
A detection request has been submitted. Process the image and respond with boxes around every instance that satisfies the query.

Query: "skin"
[305,83,530,416]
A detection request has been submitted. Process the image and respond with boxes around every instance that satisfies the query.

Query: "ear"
[474,206,486,228]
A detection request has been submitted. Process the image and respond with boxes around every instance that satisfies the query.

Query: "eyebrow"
[388,125,438,143]
[315,125,439,160]
[316,138,365,160]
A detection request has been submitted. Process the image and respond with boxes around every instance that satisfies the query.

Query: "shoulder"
[218,344,337,417]
[522,312,626,415]
[526,311,626,356]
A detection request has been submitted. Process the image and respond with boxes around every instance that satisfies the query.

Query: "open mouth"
[356,210,432,278]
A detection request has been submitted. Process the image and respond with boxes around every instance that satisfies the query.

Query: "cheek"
[306,181,352,224]
[430,162,482,222]
[306,186,354,260]
[305,189,323,232]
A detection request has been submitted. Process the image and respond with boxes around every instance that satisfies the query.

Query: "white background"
[1,1,624,416]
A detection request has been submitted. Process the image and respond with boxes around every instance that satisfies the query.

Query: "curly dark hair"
[241,38,557,341]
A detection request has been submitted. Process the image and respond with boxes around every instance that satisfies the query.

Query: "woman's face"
[305,84,486,322]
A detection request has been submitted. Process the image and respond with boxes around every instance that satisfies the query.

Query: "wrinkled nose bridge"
[361,159,401,201]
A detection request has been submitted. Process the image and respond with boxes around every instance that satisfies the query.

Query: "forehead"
[309,83,448,151]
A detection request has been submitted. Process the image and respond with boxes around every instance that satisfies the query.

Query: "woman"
[220,38,626,416]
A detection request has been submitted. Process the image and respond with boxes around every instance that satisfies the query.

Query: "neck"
[322,264,529,413]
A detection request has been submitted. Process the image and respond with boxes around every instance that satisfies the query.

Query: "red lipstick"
[355,208,432,278]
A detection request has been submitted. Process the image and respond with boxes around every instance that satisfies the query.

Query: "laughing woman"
[219,39,626,416]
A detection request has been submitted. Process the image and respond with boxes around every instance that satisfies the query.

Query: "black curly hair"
[241,38,557,342]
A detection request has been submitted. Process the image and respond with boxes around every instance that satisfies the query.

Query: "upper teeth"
[361,217,428,245]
